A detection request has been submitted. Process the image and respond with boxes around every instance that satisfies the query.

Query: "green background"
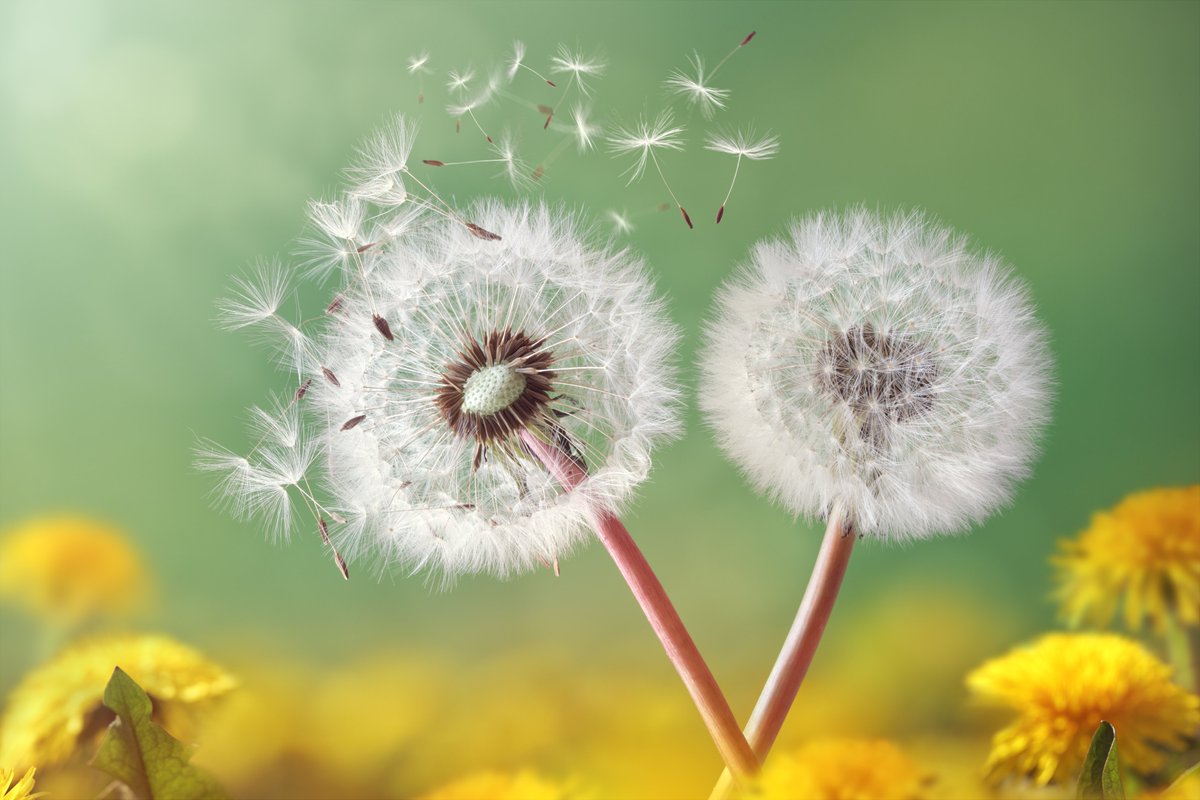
[1,0,1197,789]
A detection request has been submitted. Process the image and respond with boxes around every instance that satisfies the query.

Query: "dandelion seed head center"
[817,324,938,427]
[435,328,557,447]
[462,364,527,416]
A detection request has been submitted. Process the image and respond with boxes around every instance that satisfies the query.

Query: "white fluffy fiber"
[312,201,680,577]
[204,144,681,580]
[700,208,1052,540]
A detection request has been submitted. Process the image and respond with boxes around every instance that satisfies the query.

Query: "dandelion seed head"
[665,53,729,118]
[700,208,1052,540]
[298,202,679,578]
[207,184,679,578]
[705,129,780,160]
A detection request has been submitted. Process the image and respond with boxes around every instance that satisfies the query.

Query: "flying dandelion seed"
[607,209,634,236]
[569,104,601,152]
[705,129,779,223]
[506,40,556,87]
[407,51,432,104]
[422,132,533,192]
[546,45,605,128]
[529,105,600,183]
[446,67,473,94]
[608,111,692,229]
[446,67,474,134]
[665,53,730,119]
[447,71,501,144]
[709,30,757,81]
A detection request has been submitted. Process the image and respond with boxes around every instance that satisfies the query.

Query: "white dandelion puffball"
[700,208,1052,540]
[207,195,680,579]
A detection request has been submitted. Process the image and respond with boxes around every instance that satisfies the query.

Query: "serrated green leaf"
[1077,721,1125,800]
[90,667,228,800]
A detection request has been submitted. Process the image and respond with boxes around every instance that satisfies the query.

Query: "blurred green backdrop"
[1,0,1197,792]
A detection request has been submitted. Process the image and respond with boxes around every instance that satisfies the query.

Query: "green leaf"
[90,667,228,800]
[1077,720,1125,800]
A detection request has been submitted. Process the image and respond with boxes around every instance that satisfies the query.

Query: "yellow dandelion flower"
[0,516,150,623]
[1054,486,1200,633]
[1,768,44,800]
[0,632,236,769]
[418,770,585,800]
[966,632,1200,787]
[751,738,932,800]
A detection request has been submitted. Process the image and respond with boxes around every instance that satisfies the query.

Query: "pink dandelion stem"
[521,430,759,788]
[706,511,856,800]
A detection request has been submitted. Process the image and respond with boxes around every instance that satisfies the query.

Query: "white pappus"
[700,208,1053,540]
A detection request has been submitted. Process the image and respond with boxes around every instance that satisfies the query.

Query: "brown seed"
[716,205,726,224]
[741,31,757,46]
[326,295,344,314]
[545,79,556,87]
[334,551,350,580]
[373,313,395,341]
[318,517,331,545]
[537,104,554,115]
[295,378,313,401]
[322,366,340,387]
[341,414,367,431]
[423,159,446,167]
[532,165,545,181]
[465,222,502,241]
[680,207,694,229]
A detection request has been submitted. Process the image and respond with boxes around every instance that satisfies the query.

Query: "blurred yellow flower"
[966,632,1200,787]
[418,770,584,800]
[0,768,43,800]
[0,516,150,623]
[0,632,236,769]
[1054,486,1200,633]
[751,738,931,800]
[307,650,447,777]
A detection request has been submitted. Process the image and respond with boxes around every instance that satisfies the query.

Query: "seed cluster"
[816,324,938,446]
[435,327,557,469]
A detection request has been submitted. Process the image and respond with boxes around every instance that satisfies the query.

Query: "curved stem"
[708,510,856,800]
[520,429,759,787]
